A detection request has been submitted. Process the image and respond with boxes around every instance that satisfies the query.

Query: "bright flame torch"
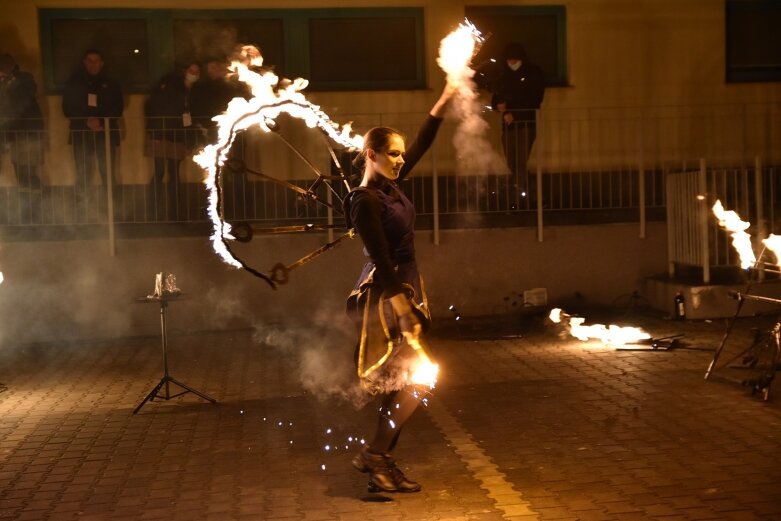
[712,200,756,270]
[194,46,363,272]
[436,20,508,176]
[403,333,439,388]
[549,308,651,348]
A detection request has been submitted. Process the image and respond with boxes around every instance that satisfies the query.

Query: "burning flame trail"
[712,200,756,270]
[194,46,363,274]
[549,308,651,347]
[437,20,508,176]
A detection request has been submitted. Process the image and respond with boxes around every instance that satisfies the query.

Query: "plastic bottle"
[674,292,686,320]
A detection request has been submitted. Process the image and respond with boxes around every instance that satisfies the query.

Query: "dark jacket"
[62,69,123,146]
[0,66,44,139]
[145,73,202,147]
[491,63,546,121]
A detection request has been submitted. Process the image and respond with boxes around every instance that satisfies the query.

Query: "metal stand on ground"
[133,294,217,414]
[705,291,781,400]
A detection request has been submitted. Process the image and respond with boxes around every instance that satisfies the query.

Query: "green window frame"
[464,5,568,87]
[39,7,426,94]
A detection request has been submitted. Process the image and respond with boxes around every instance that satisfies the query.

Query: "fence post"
[755,155,765,280]
[104,118,116,257]
[699,158,710,284]
[432,146,440,246]
[536,109,544,242]
[637,116,646,239]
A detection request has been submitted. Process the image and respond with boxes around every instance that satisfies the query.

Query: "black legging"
[369,386,425,453]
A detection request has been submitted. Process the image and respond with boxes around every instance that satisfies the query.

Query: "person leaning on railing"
[144,61,205,220]
[0,53,44,191]
[61,49,124,197]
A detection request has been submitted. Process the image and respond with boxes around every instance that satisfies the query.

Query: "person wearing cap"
[491,42,545,204]
[0,53,44,193]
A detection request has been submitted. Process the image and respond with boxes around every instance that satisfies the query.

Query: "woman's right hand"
[430,83,456,118]
[389,293,422,338]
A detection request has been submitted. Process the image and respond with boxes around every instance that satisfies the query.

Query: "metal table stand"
[133,294,217,414]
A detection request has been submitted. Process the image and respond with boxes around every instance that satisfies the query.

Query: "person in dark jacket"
[491,42,545,202]
[0,54,44,190]
[62,49,123,195]
[145,61,203,220]
[344,85,452,494]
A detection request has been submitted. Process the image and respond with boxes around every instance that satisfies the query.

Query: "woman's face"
[370,134,406,180]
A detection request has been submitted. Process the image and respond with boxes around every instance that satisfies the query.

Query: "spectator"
[0,53,44,191]
[62,49,124,198]
[491,42,545,202]
[145,61,203,220]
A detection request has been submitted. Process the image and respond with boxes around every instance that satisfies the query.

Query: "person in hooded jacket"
[490,42,545,203]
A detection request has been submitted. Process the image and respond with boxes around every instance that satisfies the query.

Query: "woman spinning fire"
[345,85,453,493]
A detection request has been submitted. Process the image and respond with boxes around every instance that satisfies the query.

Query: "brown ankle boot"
[385,455,421,493]
[352,446,397,492]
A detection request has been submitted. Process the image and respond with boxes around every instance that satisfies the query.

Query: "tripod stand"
[133,294,217,414]
[705,290,781,400]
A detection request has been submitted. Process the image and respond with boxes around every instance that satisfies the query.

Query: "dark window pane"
[174,19,285,73]
[51,19,148,87]
[726,0,781,82]
[308,17,419,84]
[465,6,567,87]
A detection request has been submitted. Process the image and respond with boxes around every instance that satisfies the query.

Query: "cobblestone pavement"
[1,311,780,521]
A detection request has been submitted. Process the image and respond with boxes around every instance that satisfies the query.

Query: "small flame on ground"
[712,200,756,270]
[549,308,650,347]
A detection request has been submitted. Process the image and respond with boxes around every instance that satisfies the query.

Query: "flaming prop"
[436,20,508,176]
[762,234,781,266]
[194,46,363,282]
[403,333,439,388]
[712,200,756,270]
[549,308,651,348]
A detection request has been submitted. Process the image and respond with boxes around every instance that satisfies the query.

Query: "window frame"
[39,7,427,94]
[464,4,568,87]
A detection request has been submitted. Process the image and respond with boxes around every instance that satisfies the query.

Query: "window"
[465,5,568,87]
[40,9,155,93]
[726,0,781,83]
[39,8,426,93]
[307,9,424,90]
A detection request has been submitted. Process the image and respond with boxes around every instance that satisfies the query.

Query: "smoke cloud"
[252,307,371,409]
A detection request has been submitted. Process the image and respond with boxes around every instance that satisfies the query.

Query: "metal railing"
[1,104,779,249]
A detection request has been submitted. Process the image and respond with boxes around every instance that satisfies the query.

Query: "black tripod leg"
[169,377,217,404]
[705,296,746,380]
[133,378,167,414]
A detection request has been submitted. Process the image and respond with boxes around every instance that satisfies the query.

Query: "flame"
[712,200,756,270]
[194,45,364,269]
[404,334,439,388]
[762,234,781,266]
[549,308,651,347]
[437,19,483,89]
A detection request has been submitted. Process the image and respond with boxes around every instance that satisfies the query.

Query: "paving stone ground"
[1,310,780,520]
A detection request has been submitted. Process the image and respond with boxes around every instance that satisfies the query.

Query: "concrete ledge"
[643,275,781,319]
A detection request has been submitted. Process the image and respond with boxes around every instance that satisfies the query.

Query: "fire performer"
[345,85,453,493]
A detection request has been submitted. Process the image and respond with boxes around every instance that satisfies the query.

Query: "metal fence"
[2,104,779,247]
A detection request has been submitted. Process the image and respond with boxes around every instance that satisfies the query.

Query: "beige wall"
[2,0,780,184]
[0,222,667,345]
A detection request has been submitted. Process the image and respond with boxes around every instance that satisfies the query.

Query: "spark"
[389,419,396,429]
[324,445,331,451]
[325,428,332,434]
[321,464,326,471]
